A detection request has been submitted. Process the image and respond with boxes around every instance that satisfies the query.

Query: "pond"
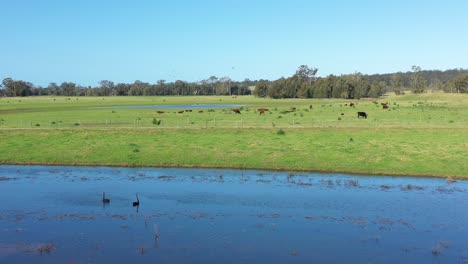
[0,165,467,263]
[97,104,244,109]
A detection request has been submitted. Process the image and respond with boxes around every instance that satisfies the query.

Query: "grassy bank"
[0,128,466,178]
[0,93,467,178]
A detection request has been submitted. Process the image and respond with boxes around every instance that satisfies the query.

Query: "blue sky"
[1,0,467,86]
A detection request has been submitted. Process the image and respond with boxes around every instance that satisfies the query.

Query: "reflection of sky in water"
[96,104,244,109]
[0,165,467,263]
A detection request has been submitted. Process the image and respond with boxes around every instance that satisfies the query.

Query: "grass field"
[1,93,467,178]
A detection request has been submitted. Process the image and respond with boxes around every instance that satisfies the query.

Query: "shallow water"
[98,104,244,109]
[0,165,467,263]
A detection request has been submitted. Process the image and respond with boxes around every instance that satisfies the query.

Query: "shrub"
[152,118,161,125]
[35,123,40,127]
[277,129,285,135]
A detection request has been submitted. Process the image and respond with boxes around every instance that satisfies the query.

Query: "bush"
[152,118,161,125]
[276,129,285,135]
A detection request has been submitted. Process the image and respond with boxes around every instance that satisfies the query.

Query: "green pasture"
[0,93,467,177]
[0,93,467,129]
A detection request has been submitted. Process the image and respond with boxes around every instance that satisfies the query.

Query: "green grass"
[0,93,467,178]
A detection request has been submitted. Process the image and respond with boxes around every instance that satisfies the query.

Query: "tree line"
[253,66,468,99]
[1,66,468,98]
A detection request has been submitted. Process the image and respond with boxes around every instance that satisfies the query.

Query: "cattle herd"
[151,101,396,120]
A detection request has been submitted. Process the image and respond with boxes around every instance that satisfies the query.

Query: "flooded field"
[0,165,467,263]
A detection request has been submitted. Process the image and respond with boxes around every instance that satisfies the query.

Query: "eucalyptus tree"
[411,65,426,93]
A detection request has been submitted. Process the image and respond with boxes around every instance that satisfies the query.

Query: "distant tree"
[129,80,146,96]
[368,81,386,98]
[47,82,61,96]
[295,65,318,85]
[267,78,286,99]
[2,78,34,96]
[60,82,78,96]
[452,73,468,93]
[115,83,131,96]
[411,65,426,93]
[429,78,444,91]
[254,80,269,97]
[219,76,231,95]
[391,73,405,95]
[99,80,115,96]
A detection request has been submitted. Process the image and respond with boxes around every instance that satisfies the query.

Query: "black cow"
[357,112,368,119]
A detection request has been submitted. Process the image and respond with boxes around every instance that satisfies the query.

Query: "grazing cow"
[382,104,389,109]
[357,111,368,119]
[349,103,355,107]
[232,109,241,114]
[259,109,266,115]
[185,109,192,112]
[156,111,165,114]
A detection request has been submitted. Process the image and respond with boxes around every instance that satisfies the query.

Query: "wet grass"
[0,127,466,178]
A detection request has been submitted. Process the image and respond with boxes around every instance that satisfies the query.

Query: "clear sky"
[1,0,467,86]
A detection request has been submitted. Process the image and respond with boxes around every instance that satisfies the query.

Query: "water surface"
[0,165,467,263]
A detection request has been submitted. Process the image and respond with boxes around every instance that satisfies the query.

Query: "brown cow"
[349,103,355,107]
[258,108,269,115]
[232,109,241,114]
[382,105,389,109]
